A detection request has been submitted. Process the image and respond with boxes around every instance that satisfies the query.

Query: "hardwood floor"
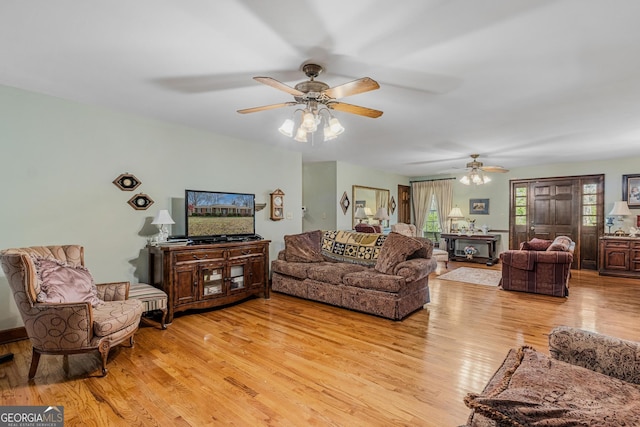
[1,263,640,426]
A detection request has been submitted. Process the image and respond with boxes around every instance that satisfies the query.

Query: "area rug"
[438,267,502,287]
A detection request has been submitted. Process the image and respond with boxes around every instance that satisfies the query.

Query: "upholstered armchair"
[500,236,575,297]
[0,245,143,379]
[391,223,417,237]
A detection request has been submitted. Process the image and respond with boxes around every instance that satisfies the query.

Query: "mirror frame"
[352,185,391,228]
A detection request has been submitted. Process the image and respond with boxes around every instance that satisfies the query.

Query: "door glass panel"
[229,265,245,291]
[202,267,224,295]
[582,183,597,227]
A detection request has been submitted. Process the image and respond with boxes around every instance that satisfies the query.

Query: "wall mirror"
[352,185,390,228]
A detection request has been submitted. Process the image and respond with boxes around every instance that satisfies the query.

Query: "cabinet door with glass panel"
[199,261,227,298]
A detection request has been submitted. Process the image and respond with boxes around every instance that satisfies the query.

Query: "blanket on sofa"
[321,230,387,266]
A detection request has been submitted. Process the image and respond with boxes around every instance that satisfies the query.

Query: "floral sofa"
[463,326,640,426]
[271,230,437,320]
[499,236,575,297]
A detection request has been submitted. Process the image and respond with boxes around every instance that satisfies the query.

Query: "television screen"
[185,190,255,240]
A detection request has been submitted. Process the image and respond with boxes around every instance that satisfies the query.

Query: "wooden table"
[441,233,501,266]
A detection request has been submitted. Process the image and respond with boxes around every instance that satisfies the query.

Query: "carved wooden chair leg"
[62,355,70,375]
[98,342,110,377]
[28,348,41,380]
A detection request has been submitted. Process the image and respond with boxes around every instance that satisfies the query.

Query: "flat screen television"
[185,189,256,242]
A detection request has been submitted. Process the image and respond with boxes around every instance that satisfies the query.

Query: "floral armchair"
[0,245,143,378]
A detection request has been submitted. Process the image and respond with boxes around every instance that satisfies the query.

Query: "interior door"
[398,185,411,224]
[510,175,603,270]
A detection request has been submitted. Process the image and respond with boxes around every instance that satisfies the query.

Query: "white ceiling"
[3,0,640,176]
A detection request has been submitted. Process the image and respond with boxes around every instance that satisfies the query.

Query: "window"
[582,183,597,226]
[423,195,441,240]
[514,187,527,225]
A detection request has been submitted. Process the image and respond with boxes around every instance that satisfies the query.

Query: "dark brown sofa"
[271,230,437,320]
[500,236,575,297]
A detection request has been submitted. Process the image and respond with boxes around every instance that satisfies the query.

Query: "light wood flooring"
[1,263,640,426]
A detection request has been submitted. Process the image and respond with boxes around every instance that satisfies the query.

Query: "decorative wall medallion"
[340,191,350,215]
[128,193,154,210]
[113,173,141,191]
[390,196,396,214]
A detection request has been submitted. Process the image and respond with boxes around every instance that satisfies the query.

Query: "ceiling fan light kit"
[459,154,508,186]
[239,63,380,143]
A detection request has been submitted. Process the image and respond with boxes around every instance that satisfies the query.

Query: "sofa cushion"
[343,270,405,292]
[464,346,640,426]
[34,257,102,307]
[520,238,552,251]
[284,230,324,262]
[374,232,424,275]
[271,259,328,280]
[307,263,368,285]
[92,299,143,337]
[547,235,573,252]
[321,230,387,266]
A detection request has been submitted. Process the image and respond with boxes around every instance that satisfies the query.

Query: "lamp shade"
[448,207,464,219]
[152,209,175,225]
[609,201,632,216]
[374,207,390,220]
[354,207,368,220]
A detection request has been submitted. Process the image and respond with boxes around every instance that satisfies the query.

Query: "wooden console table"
[441,233,501,266]
[148,240,270,324]
[599,236,640,278]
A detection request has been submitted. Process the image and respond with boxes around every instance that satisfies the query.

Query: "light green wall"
[413,156,640,252]
[302,161,337,231]
[335,161,410,230]
[0,85,302,330]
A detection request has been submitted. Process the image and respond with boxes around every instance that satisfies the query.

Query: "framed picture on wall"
[622,174,640,207]
[469,198,489,215]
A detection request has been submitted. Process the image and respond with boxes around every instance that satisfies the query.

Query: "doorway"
[397,185,411,224]
[509,175,603,269]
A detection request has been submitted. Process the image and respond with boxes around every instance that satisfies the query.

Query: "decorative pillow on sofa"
[546,235,573,252]
[374,232,424,275]
[464,346,640,426]
[520,238,552,251]
[284,230,324,263]
[34,257,103,307]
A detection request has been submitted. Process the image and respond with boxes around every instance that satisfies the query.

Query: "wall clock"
[270,189,285,221]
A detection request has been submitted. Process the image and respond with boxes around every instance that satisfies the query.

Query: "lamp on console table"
[152,209,175,242]
[447,207,464,232]
[608,201,632,235]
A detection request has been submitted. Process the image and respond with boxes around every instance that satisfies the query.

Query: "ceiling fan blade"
[253,77,304,96]
[481,166,509,173]
[323,77,380,99]
[237,102,298,114]
[328,102,383,118]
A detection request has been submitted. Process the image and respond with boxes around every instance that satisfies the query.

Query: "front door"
[510,175,603,270]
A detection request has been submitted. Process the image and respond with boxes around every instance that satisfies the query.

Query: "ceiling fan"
[237,63,383,119]
[460,154,509,185]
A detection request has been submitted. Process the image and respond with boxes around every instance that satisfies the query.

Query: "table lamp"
[608,201,632,235]
[448,207,464,232]
[152,209,175,242]
[354,207,368,224]
[374,207,390,227]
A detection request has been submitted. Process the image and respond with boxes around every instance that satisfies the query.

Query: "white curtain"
[411,179,453,244]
